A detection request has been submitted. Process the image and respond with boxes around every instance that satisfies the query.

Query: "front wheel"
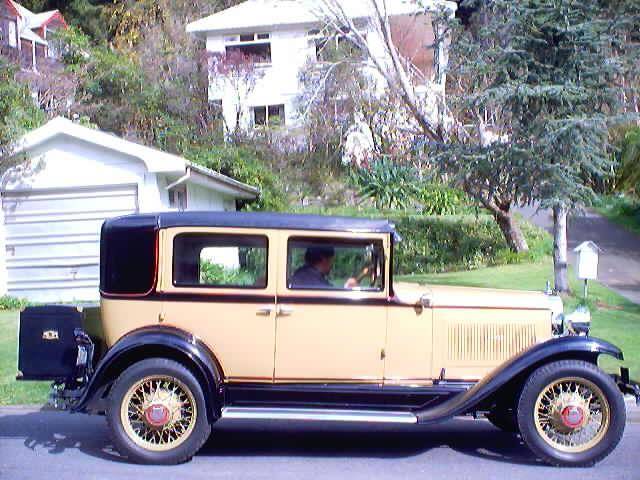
[517,360,626,467]
[106,358,212,464]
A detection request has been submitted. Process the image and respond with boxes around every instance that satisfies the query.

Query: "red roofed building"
[0,0,67,71]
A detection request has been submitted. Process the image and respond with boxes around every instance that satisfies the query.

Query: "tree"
[316,0,450,143]
[208,50,265,139]
[442,0,630,292]
[0,58,45,175]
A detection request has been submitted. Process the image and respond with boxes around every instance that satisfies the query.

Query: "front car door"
[159,227,278,383]
[274,231,390,383]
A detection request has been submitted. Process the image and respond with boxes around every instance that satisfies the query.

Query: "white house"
[187,0,456,134]
[0,117,259,302]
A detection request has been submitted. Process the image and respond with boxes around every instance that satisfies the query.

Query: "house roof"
[10,117,259,200]
[105,211,398,235]
[187,0,454,37]
[7,0,67,44]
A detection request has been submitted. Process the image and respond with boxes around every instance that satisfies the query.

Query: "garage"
[2,184,138,302]
[0,117,259,303]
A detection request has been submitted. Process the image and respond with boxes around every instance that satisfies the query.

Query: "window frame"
[285,235,386,293]
[253,104,286,128]
[171,232,270,291]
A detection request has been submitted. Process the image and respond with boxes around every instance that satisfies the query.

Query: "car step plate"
[221,407,418,424]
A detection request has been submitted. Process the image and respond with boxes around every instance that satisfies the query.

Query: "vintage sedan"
[17,212,639,466]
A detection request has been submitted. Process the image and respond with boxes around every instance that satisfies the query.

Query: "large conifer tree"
[443,0,634,292]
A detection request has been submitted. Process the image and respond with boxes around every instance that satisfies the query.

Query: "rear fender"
[416,336,623,424]
[72,326,223,421]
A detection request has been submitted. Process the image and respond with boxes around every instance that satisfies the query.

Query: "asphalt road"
[519,206,640,305]
[1,407,639,480]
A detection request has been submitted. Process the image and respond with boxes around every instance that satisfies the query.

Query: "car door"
[274,231,389,383]
[159,227,278,383]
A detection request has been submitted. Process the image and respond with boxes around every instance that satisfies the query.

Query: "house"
[0,117,259,302]
[0,0,67,71]
[187,0,457,135]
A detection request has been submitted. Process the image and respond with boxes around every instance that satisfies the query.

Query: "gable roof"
[6,0,67,44]
[10,117,259,200]
[187,0,452,37]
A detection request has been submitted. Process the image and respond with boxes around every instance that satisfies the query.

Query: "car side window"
[287,237,384,292]
[173,233,268,289]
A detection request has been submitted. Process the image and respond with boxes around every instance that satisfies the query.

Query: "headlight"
[564,306,591,336]
[548,295,564,335]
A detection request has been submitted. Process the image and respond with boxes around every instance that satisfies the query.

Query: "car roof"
[104,212,398,235]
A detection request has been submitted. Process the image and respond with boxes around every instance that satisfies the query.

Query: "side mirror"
[420,294,432,308]
[415,294,432,313]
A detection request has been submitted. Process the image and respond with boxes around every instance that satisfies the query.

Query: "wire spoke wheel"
[120,375,198,452]
[534,376,610,453]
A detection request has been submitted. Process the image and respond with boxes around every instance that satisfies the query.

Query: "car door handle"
[256,306,275,316]
[277,306,294,317]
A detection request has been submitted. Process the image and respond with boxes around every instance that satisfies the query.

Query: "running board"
[221,407,418,424]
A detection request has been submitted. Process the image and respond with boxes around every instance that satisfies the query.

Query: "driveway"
[0,407,639,480]
[519,206,640,304]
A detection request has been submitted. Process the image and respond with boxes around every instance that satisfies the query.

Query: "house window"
[253,104,285,127]
[8,21,17,48]
[169,185,187,211]
[173,234,268,289]
[225,32,271,64]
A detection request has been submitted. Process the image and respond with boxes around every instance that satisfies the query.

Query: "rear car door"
[159,227,278,383]
[274,231,389,383]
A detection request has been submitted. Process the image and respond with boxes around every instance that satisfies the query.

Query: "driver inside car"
[289,246,359,289]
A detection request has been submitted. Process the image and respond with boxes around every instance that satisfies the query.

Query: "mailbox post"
[574,241,602,298]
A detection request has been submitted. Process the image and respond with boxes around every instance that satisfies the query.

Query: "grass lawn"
[400,260,640,380]
[0,311,49,405]
[594,195,640,235]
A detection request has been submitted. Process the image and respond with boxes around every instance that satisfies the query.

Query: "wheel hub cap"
[561,405,585,429]
[144,404,171,427]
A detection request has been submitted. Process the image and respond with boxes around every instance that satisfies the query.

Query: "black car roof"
[104,212,397,235]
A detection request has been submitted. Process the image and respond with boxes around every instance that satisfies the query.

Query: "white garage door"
[2,184,138,302]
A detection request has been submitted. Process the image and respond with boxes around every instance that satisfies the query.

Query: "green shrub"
[350,159,418,210]
[415,184,470,215]
[292,206,552,275]
[200,261,257,287]
[0,296,28,311]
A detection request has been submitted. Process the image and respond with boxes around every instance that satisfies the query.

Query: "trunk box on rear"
[18,306,82,381]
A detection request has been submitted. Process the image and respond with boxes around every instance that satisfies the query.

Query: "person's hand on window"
[344,278,359,289]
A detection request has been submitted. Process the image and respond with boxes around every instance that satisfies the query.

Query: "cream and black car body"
[17,212,640,466]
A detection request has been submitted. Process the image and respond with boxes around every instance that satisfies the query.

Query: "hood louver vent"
[448,323,537,363]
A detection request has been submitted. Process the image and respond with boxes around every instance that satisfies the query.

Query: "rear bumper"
[612,367,640,405]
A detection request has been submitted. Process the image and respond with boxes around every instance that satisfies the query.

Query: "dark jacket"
[289,264,333,289]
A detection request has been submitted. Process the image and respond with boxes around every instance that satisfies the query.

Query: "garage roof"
[10,117,259,200]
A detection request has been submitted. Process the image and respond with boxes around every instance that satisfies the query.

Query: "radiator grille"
[448,323,537,363]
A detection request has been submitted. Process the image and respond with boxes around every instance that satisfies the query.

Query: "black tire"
[517,360,625,467]
[106,358,212,465]
[487,407,519,433]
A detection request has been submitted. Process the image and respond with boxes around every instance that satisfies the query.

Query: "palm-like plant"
[351,158,418,210]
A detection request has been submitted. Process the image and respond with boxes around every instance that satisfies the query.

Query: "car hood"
[393,281,551,310]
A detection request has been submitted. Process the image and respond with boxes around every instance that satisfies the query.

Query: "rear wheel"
[106,358,212,464]
[517,360,625,467]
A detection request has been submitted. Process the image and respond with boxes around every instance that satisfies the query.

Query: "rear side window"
[173,234,268,289]
[100,219,157,295]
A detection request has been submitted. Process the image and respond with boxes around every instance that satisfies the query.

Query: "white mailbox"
[574,241,601,281]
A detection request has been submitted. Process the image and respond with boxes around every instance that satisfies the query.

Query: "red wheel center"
[561,406,584,429]
[144,404,171,427]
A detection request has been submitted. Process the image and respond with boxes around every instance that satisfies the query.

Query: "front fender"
[416,336,623,424]
[72,326,223,421]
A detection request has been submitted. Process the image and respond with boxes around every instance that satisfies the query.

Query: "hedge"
[292,207,552,275]
[391,214,551,275]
